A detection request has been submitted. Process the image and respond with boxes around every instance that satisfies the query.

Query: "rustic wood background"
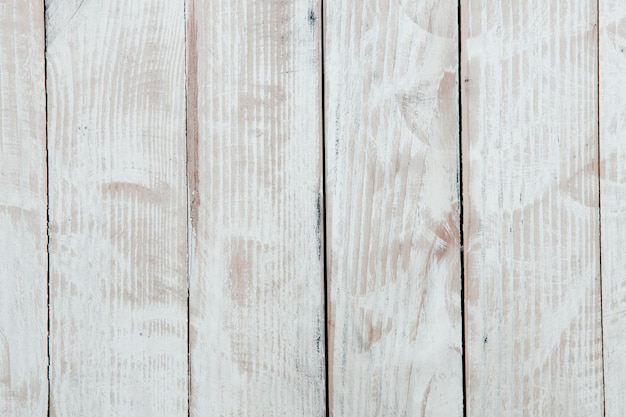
[0,0,622,416]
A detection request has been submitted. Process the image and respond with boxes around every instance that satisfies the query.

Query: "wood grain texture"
[187,0,326,415]
[600,1,626,415]
[324,1,463,415]
[0,1,47,416]
[46,1,188,415]
[461,1,603,415]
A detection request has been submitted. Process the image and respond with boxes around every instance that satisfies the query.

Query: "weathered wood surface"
[0,1,48,416]
[461,0,604,415]
[1,1,623,415]
[46,1,188,415]
[324,1,463,415]
[600,1,626,416]
[187,0,326,415]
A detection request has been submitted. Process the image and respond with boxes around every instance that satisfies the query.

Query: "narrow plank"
[600,1,626,415]
[187,0,326,415]
[45,1,188,415]
[0,1,47,416]
[324,1,463,415]
[461,1,603,415]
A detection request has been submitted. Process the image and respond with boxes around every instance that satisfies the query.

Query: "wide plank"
[461,0,603,415]
[324,1,463,415]
[46,1,188,415]
[0,1,48,416]
[600,1,626,416]
[187,0,326,415]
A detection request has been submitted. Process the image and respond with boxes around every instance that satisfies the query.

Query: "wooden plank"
[187,0,326,415]
[324,1,463,415]
[461,1,603,415]
[45,1,188,415]
[600,1,626,416]
[0,1,48,416]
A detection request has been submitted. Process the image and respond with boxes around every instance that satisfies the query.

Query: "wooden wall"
[0,0,622,416]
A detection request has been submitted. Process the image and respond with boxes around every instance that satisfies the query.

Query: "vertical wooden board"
[0,1,47,416]
[600,1,626,415]
[187,0,325,416]
[462,1,603,415]
[324,1,462,416]
[46,1,188,416]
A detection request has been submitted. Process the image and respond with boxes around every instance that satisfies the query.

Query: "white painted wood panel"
[324,1,463,415]
[46,1,188,415]
[600,1,626,415]
[187,0,326,415]
[0,1,48,416]
[461,1,603,415]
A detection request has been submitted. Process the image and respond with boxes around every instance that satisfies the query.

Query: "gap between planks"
[43,1,51,416]
[596,0,607,415]
[457,1,468,417]
[319,0,330,416]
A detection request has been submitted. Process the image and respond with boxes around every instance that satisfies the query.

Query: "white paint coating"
[600,1,626,416]
[46,1,188,415]
[462,0,603,415]
[324,1,463,415]
[0,1,47,416]
[187,0,326,415]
